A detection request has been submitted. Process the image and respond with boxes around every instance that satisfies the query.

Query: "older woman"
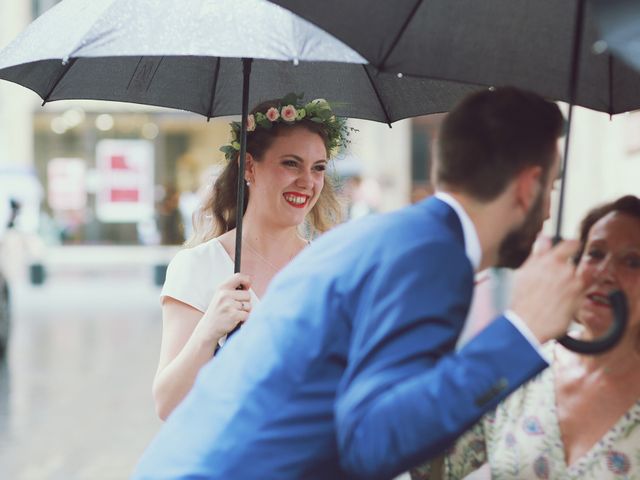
[412,195,640,479]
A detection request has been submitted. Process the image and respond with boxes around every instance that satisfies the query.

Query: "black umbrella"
[0,0,483,274]
[271,0,631,354]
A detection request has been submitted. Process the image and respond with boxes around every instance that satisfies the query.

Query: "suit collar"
[432,192,482,271]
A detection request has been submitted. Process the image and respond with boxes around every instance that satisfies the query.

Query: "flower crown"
[219,93,353,161]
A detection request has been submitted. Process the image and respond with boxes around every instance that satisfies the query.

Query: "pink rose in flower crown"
[246,114,256,132]
[281,105,297,122]
[266,107,280,122]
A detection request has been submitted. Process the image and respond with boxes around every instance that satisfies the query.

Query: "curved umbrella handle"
[557,290,627,354]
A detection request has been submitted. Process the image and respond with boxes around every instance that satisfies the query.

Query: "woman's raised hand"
[196,273,253,345]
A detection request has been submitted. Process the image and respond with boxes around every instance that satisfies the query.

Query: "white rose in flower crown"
[281,105,297,122]
[311,98,328,107]
[266,107,280,122]
[246,114,256,132]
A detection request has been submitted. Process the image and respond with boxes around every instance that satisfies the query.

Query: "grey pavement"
[0,250,165,480]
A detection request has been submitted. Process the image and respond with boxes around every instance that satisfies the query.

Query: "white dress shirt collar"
[434,191,482,271]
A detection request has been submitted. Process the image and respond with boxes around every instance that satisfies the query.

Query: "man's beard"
[496,190,545,269]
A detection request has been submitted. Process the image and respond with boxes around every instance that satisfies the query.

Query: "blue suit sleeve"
[335,242,548,479]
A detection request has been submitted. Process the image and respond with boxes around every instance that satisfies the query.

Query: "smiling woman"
[150,94,349,420]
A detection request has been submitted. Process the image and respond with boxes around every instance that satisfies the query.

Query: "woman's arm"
[152,298,216,420]
[152,273,252,420]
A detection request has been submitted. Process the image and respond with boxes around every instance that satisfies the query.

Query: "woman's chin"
[579,316,614,339]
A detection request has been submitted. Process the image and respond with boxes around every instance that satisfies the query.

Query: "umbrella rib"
[362,65,392,127]
[608,54,614,118]
[206,57,222,121]
[379,0,424,71]
[41,58,77,106]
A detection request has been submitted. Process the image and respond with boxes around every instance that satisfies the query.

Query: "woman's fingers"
[220,272,252,291]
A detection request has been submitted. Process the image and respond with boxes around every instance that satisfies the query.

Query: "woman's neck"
[571,331,640,378]
[239,211,305,256]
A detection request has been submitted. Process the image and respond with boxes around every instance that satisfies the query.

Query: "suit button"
[474,377,509,407]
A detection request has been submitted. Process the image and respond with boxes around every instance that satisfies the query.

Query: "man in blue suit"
[134,87,583,479]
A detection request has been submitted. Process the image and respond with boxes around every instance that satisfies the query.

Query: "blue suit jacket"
[134,197,548,479]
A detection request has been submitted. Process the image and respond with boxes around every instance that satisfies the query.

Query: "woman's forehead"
[267,130,327,157]
[589,211,640,243]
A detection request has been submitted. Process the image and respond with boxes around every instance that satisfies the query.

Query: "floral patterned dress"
[411,343,640,480]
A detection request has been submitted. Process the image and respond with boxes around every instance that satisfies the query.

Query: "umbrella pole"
[553,0,586,243]
[234,58,253,273]
[218,58,253,348]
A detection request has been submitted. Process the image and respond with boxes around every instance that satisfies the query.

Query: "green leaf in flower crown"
[220,145,236,156]
[281,92,302,106]
[315,109,333,120]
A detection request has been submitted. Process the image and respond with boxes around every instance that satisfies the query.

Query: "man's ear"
[514,165,542,212]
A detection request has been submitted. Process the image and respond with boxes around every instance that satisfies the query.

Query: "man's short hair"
[435,87,565,201]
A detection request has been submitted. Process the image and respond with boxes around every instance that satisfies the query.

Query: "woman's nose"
[297,169,313,187]
[596,257,616,282]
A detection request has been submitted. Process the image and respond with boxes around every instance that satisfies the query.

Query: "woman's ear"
[244,153,256,183]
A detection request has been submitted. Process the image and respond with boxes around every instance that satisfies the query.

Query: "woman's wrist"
[191,320,222,354]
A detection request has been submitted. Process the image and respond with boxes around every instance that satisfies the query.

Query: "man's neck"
[438,190,515,271]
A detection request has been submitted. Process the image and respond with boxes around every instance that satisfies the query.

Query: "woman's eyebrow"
[280,154,303,162]
[280,154,328,163]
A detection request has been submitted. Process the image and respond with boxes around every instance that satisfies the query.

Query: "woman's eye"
[586,249,605,260]
[624,256,640,269]
[314,164,327,172]
[282,160,298,167]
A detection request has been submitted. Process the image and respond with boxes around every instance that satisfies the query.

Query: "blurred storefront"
[31,108,229,245]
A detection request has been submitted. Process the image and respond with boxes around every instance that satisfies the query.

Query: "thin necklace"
[242,238,287,272]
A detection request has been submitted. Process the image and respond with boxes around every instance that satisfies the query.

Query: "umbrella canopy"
[0,0,481,124]
[270,0,632,354]
[270,0,640,115]
[591,0,640,74]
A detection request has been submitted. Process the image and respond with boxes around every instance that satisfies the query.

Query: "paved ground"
[0,254,164,479]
